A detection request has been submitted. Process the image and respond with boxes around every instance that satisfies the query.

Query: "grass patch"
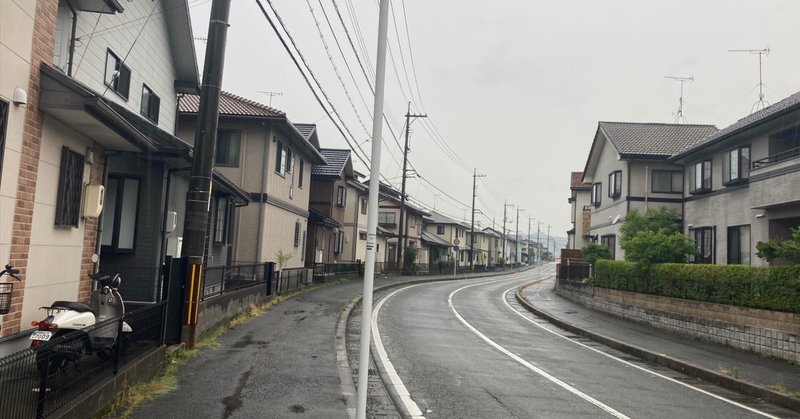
[97,283,335,418]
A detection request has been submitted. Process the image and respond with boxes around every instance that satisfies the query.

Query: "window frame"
[100,175,141,252]
[600,235,616,259]
[651,170,683,194]
[608,171,622,199]
[591,182,602,207]
[727,225,751,265]
[0,100,7,185]
[334,230,344,254]
[336,186,346,208]
[378,211,396,225]
[215,129,241,167]
[359,231,367,240]
[360,198,367,215]
[436,225,445,235]
[294,222,301,247]
[298,159,304,188]
[689,227,714,264]
[54,146,85,228]
[723,145,751,185]
[104,49,131,100]
[213,196,233,245]
[140,84,160,123]
[689,160,712,194]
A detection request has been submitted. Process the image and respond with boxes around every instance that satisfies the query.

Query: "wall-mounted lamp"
[687,224,693,228]
[12,87,27,107]
[755,213,766,218]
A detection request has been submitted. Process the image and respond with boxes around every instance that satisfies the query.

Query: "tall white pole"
[357,1,390,418]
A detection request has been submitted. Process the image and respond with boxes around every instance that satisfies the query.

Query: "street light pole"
[356,1,390,417]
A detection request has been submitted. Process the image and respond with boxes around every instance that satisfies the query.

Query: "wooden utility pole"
[396,102,426,271]
[181,0,231,348]
[469,169,485,270]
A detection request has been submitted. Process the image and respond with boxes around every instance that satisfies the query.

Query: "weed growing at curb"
[97,282,336,418]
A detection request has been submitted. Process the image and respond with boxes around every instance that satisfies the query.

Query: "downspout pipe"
[256,126,269,263]
[66,0,77,77]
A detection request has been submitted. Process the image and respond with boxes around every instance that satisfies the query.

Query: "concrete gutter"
[337,267,530,419]
[514,283,800,413]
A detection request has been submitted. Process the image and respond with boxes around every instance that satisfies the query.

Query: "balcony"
[752,146,800,170]
[751,146,800,179]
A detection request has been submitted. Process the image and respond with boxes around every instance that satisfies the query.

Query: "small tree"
[275,249,292,271]
[756,227,800,263]
[404,243,418,264]
[583,242,612,264]
[619,208,694,264]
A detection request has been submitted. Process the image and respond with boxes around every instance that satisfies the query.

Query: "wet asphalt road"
[374,264,796,418]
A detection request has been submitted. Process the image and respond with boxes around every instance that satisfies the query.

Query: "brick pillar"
[78,144,105,302]
[1,0,58,337]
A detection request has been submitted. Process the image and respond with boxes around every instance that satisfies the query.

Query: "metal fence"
[202,263,268,299]
[271,267,311,295]
[0,302,166,418]
[557,259,592,280]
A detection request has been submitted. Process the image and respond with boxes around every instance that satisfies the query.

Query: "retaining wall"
[556,279,800,363]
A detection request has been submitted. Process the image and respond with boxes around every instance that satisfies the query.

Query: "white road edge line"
[502,282,780,419]
[448,281,631,419]
[373,285,426,419]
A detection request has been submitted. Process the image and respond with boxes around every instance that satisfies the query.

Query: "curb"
[337,268,531,419]
[514,283,800,413]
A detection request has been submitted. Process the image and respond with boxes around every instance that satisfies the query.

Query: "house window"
[140,84,160,123]
[215,130,241,167]
[591,183,602,206]
[600,235,616,259]
[727,225,750,265]
[608,171,622,198]
[378,212,396,225]
[334,231,344,254]
[213,196,232,244]
[360,198,367,215]
[55,146,85,227]
[652,170,683,193]
[0,100,7,184]
[359,231,367,240]
[689,227,714,264]
[54,2,72,72]
[690,160,712,194]
[275,140,289,174]
[301,231,306,261]
[294,222,301,247]
[437,225,445,234]
[408,215,416,228]
[723,146,750,185]
[298,159,304,188]
[100,176,140,251]
[104,49,131,99]
[336,186,346,207]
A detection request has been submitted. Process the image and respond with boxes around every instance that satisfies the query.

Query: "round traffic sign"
[453,238,460,245]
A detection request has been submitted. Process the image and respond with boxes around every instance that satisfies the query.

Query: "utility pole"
[502,201,513,267]
[546,224,551,262]
[515,206,520,266]
[396,101,426,271]
[180,0,232,348]
[527,216,533,264]
[536,222,541,264]
[356,1,390,417]
[470,168,486,270]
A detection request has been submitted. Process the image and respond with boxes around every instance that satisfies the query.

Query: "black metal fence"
[557,259,592,280]
[271,267,311,295]
[202,263,269,299]
[0,302,166,419]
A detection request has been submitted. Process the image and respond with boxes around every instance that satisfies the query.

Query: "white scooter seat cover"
[51,301,94,313]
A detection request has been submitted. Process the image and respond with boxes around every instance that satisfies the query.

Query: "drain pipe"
[256,125,269,263]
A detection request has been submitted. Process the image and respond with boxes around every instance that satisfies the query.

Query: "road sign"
[453,245,459,252]
[453,238,460,245]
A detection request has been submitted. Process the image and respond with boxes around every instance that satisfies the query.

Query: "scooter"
[30,272,132,375]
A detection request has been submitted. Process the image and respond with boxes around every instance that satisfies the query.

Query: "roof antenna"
[257,91,283,107]
[664,75,693,123]
[729,47,770,112]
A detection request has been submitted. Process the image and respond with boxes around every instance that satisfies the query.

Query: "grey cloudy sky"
[190,0,800,241]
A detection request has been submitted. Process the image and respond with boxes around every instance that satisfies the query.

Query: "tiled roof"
[178,91,285,118]
[673,90,800,159]
[293,123,316,141]
[312,149,351,177]
[598,122,718,158]
[425,212,469,227]
[421,231,453,247]
[570,171,591,190]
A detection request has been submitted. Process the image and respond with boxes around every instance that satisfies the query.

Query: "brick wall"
[556,283,800,363]
[78,144,105,302]
[1,0,58,336]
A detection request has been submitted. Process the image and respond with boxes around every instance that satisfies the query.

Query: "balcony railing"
[752,146,800,170]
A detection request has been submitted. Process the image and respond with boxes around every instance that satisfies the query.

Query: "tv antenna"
[729,47,770,112]
[257,91,283,107]
[664,75,693,124]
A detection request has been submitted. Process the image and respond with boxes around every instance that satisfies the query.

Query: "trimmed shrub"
[594,260,800,313]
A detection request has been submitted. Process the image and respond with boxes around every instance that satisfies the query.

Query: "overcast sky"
[189,0,800,243]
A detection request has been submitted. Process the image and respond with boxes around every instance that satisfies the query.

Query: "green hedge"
[594,260,800,313]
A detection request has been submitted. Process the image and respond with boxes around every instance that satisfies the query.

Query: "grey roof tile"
[312,149,351,177]
[293,123,316,141]
[178,91,285,118]
[598,122,718,158]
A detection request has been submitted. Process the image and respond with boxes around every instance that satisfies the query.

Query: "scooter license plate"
[30,330,53,341]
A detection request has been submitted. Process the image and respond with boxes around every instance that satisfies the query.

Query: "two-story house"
[423,212,470,266]
[581,122,718,259]
[567,171,592,250]
[340,177,393,265]
[671,91,800,266]
[377,183,429,268]
[0,0,247,335]
[482,227,503,266]
[177,94,325,270]
[307,149,355,264]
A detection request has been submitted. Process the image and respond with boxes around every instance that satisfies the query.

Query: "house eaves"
[163,0,200,93]
[670,90,800,162]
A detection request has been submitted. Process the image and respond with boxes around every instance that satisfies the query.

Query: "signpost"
[453,238,460,277]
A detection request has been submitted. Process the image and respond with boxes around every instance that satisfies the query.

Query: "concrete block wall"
[556,282,799,363]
